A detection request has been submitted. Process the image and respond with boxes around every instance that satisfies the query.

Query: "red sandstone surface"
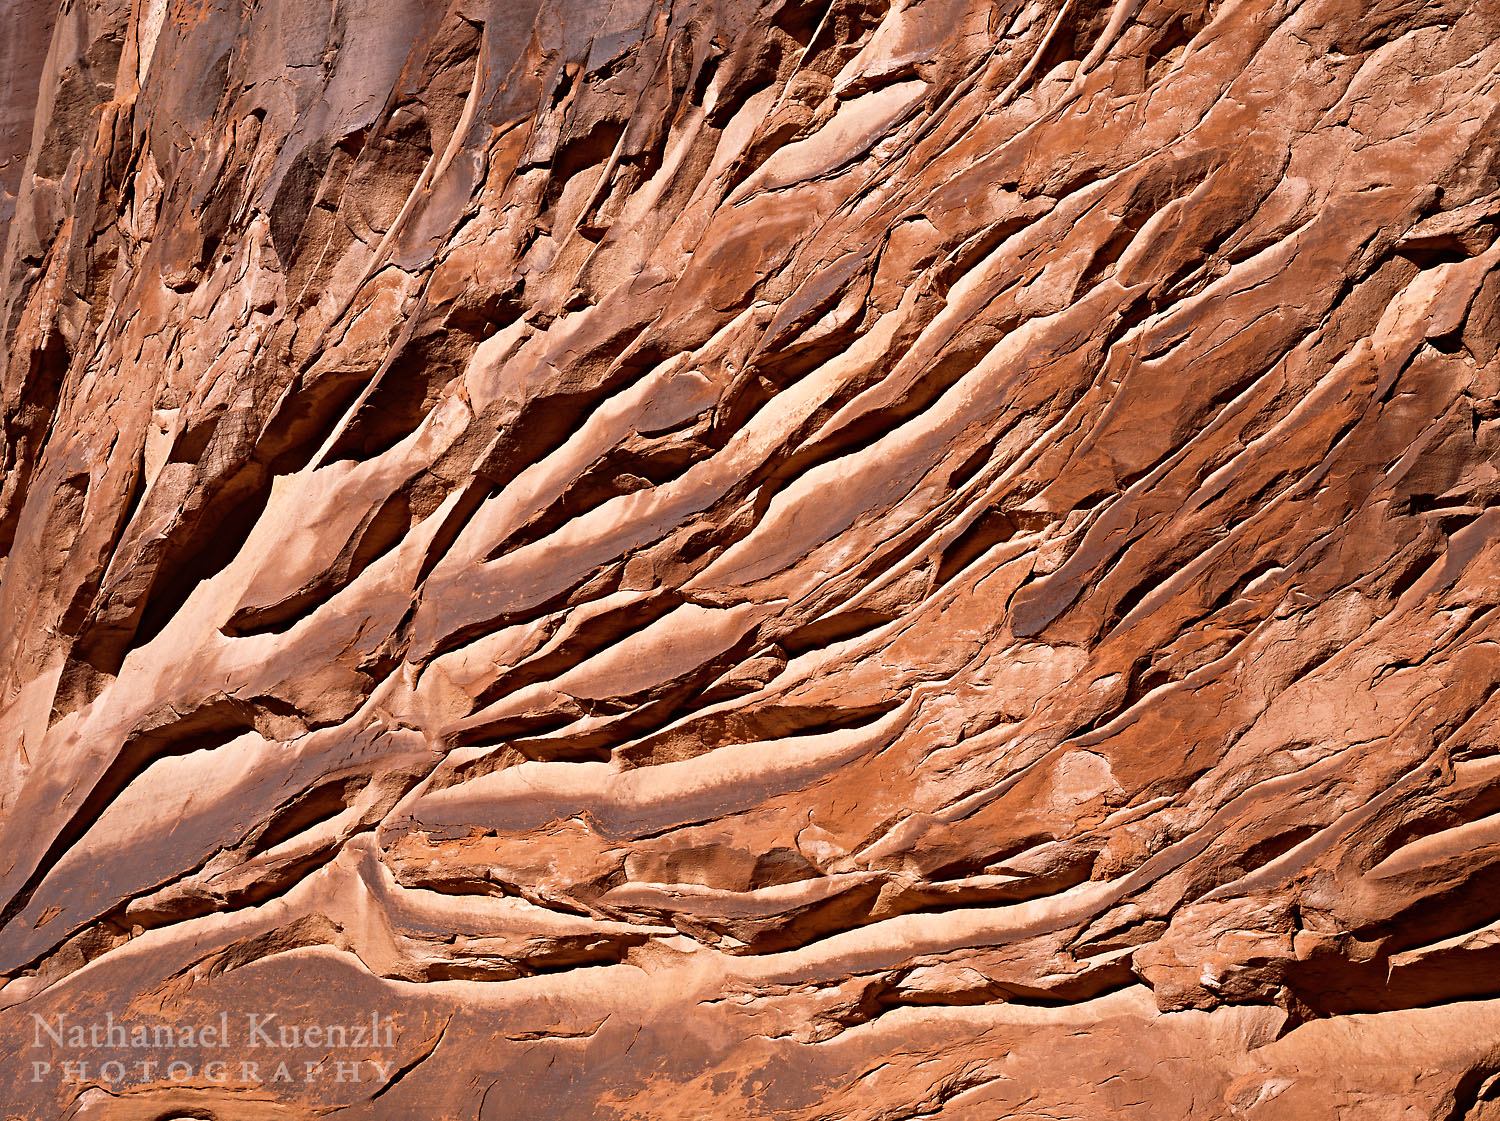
[2,0,1500,1117]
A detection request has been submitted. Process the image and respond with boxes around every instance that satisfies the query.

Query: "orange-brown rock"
[2,0,1500,1117]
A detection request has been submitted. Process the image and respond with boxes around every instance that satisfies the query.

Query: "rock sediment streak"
[2,0,1500,1116]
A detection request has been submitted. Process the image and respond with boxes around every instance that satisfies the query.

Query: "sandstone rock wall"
[1,0,1500,1117]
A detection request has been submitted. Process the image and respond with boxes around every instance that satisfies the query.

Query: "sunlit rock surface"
[3,0,1500,1116]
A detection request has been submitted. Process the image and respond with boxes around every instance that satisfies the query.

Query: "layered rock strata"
[2,0,1500,1117]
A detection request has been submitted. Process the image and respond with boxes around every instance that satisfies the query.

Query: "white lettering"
[246,1013,278,1047]
[30,1014,65,1047]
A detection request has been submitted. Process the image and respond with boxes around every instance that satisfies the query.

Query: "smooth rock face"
[2,0,1500,1115]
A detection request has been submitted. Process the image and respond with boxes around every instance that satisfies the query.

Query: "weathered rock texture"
[2,0,1500,1116]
